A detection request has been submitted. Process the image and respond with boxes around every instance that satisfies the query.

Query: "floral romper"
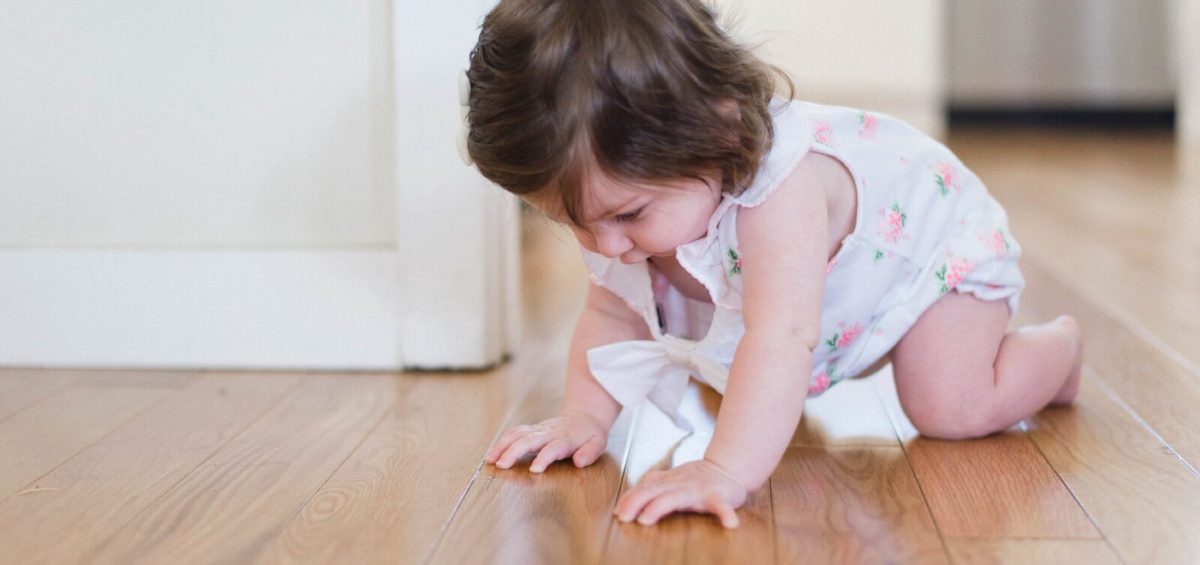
[580,99,1024,432]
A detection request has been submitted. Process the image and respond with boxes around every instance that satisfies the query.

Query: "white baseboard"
[0,250,402,370]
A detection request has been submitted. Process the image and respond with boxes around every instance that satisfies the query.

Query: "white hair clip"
[457,69,474,167]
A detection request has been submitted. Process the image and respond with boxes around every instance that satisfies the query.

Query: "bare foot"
[1049,315,1083,405]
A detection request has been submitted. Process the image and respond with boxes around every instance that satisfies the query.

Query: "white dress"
[581,99,1024,432]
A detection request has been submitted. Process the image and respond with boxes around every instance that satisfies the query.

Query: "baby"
[465,0,1083,529]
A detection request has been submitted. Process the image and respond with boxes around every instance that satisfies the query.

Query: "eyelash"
[613,207,644,223]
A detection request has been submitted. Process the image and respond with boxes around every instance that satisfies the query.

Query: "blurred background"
[1,0,1196,370]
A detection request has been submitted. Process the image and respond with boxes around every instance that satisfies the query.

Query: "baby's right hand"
[485,412,610,473]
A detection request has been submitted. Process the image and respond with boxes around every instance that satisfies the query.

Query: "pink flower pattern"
[936,257,976,294]
[808,371,832,395]
[933,162,960,196]
[858,112,878,139]
[877,202,909,243]
[825,321,864,353]
[837,322,864,348]
[814,120,835,147]
[981,229,1010,256]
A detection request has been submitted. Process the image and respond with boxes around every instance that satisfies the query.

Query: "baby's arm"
[561,281,651,428]
[616,155,832,526]
[486,280,649,471]
[705,166,829,491]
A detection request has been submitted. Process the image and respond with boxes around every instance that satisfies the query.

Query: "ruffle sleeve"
[732,99,814,208]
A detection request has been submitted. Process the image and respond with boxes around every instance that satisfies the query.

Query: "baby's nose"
[595,228,633,259]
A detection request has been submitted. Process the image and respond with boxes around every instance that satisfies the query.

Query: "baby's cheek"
[638,225,680,255]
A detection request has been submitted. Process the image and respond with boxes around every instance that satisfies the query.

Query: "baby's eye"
[614,207,644,223]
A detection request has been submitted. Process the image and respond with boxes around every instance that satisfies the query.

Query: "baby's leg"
[890,291,1083,440]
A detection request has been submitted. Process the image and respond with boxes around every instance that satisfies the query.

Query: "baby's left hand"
[614,458,748,528]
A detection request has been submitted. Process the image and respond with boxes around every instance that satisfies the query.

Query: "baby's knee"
[904,394,1004,441]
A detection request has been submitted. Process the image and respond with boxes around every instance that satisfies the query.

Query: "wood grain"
[0,372,302,564]
[944,538,1122,565]
[427,357,634,565]
[1016,259,1200,473]
[772,446,948,564]
[1022,369,1200,564]
[0,368,87,423]
[903,434,1099,540]
[0,371,195,499]
[871,367,1098,539]
[84,374,400,564]
[254,350,558,565]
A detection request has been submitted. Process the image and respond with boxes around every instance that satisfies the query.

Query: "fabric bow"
[586,335,729,433]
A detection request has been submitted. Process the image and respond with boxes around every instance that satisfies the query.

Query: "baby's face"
[530,173,722,264]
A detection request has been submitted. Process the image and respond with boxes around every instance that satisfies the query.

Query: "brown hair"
[465,0,792,228]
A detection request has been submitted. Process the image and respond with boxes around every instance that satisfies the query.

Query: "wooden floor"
[3,128,1199,564]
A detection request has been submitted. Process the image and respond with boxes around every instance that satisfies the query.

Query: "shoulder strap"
[731,99,813,209]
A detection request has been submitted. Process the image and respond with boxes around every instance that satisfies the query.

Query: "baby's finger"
[495,431,549,469]
[530,438,573,473]
[485,425,533,463]
[635,487,694,525]
[704,493,740,529]
[571,435,606,468]
[614,481,675,523]
[640,469,667,484]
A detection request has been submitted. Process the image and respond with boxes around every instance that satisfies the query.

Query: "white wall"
[0,1,408,369]
[0,0,394,248]
[716,0,945,136]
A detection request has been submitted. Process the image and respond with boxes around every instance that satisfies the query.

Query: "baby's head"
[465,0,789,262]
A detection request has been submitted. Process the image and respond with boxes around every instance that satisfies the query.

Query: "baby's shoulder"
[731,147,856,268]
[734,152,834,252]
[736,149,848,222]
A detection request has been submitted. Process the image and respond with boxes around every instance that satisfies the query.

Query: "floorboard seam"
[768,477,779,565]
[76,375,309,561]
[598,402,641,565]
[1087,367,1200,480]
[267,377,411,563]
[869,376,956,565]
[421,354,549,565]
[2,372,204,504]
[1016,399,1123,561]
[0,373,84,426]
[1030,252,1200,380]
